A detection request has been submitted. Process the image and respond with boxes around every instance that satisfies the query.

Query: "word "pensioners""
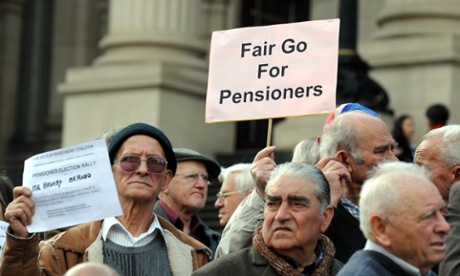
[219,85,322,104]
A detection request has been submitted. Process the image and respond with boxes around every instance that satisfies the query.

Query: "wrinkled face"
[349,119,398,184]
[402,117,415,140]
[163,161,209,213]
[386,183,450,272]
[262,175,329,261]
[214,172,249,226]
[112,135,172,203]
[414,137,452,202]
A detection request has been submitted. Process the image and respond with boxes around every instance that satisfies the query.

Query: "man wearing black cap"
[154,148,222,257]
[1,123,211,275]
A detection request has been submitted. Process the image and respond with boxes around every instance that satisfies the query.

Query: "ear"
[369,214,391,247]
[336,150,353,173]
[160,171,173,192]
[320,205,334,233]
[451,165,460,184]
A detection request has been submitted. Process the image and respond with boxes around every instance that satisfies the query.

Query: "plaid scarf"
[253,227,335,276]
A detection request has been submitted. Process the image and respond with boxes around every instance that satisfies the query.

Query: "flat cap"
[174,148,221,180]
[108,123,177,175]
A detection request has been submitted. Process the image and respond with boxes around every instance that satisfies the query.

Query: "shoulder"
[338,250,405,276]
[192,247,255,275]
[159,216,208,251]
[42,221,102,253]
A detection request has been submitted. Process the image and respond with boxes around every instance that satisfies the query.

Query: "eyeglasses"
[175,172,212,185]
[216,191,240,200]
[114,155,168,174]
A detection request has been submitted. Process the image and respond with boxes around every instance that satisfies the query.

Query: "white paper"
[0,221,8,258]
[23,139,122,233]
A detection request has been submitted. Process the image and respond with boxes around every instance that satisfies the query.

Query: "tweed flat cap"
[174,148,221,179]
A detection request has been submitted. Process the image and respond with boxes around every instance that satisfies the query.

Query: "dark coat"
[324,202,367,263]
[440,183,460,275]
[192,245,343,276]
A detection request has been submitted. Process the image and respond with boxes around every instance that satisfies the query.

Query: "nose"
[215,197,223,209]
[436,212,451,234]
[385,150,399,162]
[275,202,291,222]
[136,159,150,175]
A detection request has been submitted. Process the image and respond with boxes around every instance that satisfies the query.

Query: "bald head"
[65,263,119,276]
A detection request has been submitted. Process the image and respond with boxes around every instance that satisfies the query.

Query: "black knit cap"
[108,123,177,175]
[174,148,221,180]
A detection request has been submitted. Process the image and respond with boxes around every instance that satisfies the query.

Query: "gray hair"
[423,125,460,167]
[218,163,254,194]
[292,137,320,165]
[359,162,431,238]
[265,162,330,213]
[99,125,124,147]
[319,111,367,164]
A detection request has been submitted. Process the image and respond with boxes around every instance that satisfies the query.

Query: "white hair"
[218,163,253,194]
[291,137,320,165]
[359,162,432,238]
[423,125,460,167]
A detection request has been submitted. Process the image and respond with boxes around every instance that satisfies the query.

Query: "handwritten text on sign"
[23,139,122,233]
[206,19,339,123]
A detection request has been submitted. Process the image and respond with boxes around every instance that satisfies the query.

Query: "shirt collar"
[283,242,324,275]
[365,240,422,276]
[101,214,165,246]
[159,200,204,235]
[340,196,360,221]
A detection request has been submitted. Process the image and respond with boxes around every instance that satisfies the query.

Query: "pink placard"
[206,19,340,123]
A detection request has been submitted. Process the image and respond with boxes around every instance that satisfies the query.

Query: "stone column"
[360,0,460,142]
[11,0,53,151]
[59,0,234,157]
[0,0,24,159]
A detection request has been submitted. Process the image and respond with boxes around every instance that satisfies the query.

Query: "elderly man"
[154,148,221,257]
[1,123,210,275]
[216,110,398,263]
[193,162,342,275]
[413,125,460,204]
[215,163,253,227]
[413,125,460,275]
[338,162,450,276]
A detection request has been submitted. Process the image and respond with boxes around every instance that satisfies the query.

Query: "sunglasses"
[114,155,168,174]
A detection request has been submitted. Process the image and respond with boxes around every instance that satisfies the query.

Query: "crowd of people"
[0,102,458,275]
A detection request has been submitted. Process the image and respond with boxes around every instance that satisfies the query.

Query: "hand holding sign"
[4,187,33,237]
[5,139,123,235]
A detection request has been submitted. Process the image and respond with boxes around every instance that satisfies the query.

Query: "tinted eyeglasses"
[114,155,168,174]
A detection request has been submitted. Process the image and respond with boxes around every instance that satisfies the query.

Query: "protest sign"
[23,139,122,233]
[206,19,339,123]
[0,221,7,258]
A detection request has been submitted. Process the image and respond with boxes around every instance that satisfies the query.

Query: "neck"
[343,181,362,206]
[161,198,195,233]
[118,200,155,237]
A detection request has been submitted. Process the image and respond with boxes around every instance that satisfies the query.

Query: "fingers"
[317,157,351,182]
[253,146,276,162]
[5,187,34,237]
[251,146,277,199]
[316,156,335,170]
[13,186,32,199]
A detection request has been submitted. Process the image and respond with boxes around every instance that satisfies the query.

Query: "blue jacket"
[338,250,437,276]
